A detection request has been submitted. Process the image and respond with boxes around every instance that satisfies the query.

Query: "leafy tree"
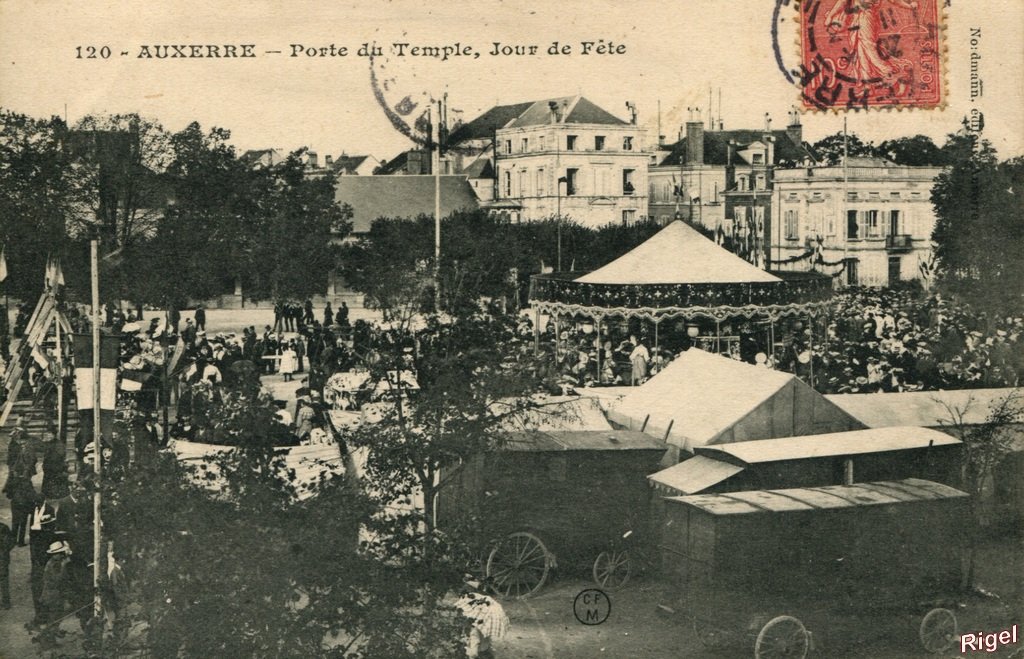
[873,134,948,166]
[70,114,173,250]
[236,150,353,303]
[118,122,247,309]
[0,110,88,300]
[930,135,1024,314]
[340,213,668,317]
[103,381,471,657]
[810,131,874,165]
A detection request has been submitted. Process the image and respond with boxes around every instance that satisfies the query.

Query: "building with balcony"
[491,96,649,227]
[648,111,816,268]
[771,157,944,287]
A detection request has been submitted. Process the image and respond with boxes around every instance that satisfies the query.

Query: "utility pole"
[432,100,442,312]
[842,115,850,280]
[90,238,103,620]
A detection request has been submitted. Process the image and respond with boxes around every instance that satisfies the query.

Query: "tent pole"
[554,316,560,362]
[533,306,540,355]
[595,316,601,383]
[808,314,814,390]
[654,319,659,352]
[715,319,721,353]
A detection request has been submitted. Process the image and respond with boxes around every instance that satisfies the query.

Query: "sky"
[1,0,1021,161]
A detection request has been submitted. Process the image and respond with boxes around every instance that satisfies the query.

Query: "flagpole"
[90,239,103,620]
[55,306,63,443]
[432,99,442,313]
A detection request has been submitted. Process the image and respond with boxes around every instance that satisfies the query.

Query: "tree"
[930,135,1024,314]
[236,150,353,303]
[70,114,173,251]
[938,390,1023,588]
[103,381,471,657]
[340,213,668,318]
[810,131,874,165]
[873,135,947,166]
[0,110,89,300]
[117,122,248,309]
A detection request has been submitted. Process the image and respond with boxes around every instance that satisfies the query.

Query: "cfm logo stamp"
[573,589,611,626]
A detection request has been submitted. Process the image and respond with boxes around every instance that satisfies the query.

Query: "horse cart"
[657,478,968,658]
[435,429,665,599]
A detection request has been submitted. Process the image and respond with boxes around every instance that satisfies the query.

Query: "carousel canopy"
[575,221,779,285]
[607,349,863,451]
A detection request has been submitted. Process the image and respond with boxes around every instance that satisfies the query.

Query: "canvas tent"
[608,349,864,454]
[575,220,780,285]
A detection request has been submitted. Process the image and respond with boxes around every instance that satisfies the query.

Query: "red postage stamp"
[798,0,943,111]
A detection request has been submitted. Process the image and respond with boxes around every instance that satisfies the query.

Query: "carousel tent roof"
[607,349,863,451]
[574,220,780,285]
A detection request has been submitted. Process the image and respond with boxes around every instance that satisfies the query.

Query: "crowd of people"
[532,288,1024,396]
[1,418,124,651]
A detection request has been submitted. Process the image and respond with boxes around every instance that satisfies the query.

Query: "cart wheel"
[486,532,551,600]
[754,615,809,659]
[919,607,957,654]
[592,550,632,590]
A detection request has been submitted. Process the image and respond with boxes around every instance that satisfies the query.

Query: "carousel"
[528,221,834,378]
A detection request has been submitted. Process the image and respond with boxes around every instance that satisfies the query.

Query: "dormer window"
[752,153,764,165]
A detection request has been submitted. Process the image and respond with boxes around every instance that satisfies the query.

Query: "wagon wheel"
[919,607,958,654]
[593,550,632,590]
[486,532,551,600]
[754,615,809,659]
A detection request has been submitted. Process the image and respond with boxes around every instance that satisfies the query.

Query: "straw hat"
[46,540,71,555]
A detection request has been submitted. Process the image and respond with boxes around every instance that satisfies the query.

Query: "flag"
[0,246,7,283]
[72,334,120,411]
[44,255,65,290]
[72,333,120,445]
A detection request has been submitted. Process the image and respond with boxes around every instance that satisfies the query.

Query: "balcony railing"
[885,234,913,251]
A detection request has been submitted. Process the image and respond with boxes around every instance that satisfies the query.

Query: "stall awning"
[648,456,743,495]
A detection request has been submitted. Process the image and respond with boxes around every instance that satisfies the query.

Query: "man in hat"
[194,305,206,332]
[182,318,197,348]
[38,539,72,647]
[27,495,58,624]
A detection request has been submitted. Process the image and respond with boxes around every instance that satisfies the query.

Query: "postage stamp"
[798,0,944,111]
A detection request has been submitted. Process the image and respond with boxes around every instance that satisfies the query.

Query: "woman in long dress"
[279,342,297,382]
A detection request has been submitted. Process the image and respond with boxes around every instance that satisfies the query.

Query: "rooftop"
[657,129,816,167]
[696,426,960,466]
[666,478,968,516]
[334,175,479,233]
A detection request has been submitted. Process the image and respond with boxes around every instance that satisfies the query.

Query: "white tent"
[607,349,864,453]
[575,220,779,285]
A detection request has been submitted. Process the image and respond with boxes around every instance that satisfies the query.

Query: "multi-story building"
[648,112,816,268]
[492,96,649,227]
[771,156,943,286]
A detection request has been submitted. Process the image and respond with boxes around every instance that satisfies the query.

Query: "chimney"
[307,150,318,168]
[548,101,558,124]
[685,121,704,166]
[325,154,333,167]
[766,135,775,168]
[786,108,803,146]
[625,101,638,125]
[408,150,423,175]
